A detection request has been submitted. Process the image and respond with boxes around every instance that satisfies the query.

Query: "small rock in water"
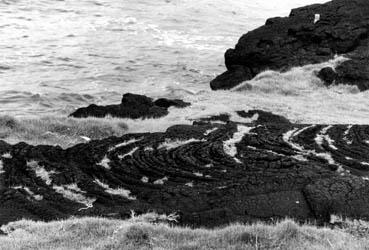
[70,93,190,119]
[317,67,337,86]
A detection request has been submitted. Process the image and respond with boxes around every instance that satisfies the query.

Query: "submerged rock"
[2,111,369,227]
[70,93,190,119]
[211,0,369,91]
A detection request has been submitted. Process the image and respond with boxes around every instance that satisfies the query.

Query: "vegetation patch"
[1,214,369,250]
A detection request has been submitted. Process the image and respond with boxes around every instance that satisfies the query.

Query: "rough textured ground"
[2,111,369,227]
[211,0,369,90]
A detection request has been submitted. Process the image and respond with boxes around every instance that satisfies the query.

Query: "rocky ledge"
[2,110,369,227]
[211,0,369,91]
[70,93,190,119]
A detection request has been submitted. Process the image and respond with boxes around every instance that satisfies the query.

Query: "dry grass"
[0,214,369,250]
[0,115,128,148]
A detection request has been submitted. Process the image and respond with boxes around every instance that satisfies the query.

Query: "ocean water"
[2,0,369,130]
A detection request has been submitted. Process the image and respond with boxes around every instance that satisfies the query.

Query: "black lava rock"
[211,0,369,91]
[2,110,369,227]
[70,93,190,119]
[317,67,337,86]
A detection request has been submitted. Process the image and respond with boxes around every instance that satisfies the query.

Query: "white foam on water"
[94,179,136,200]
[234,56,348,95]
[114,56,369,137]
[27,160,56,185]
[229,112,259,123]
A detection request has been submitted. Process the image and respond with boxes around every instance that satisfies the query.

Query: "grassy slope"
[0,214,368,250]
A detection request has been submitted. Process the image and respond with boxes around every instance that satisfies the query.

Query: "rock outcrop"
[2,111,369,227]
[211,0,369,91]
[70,93,190,119]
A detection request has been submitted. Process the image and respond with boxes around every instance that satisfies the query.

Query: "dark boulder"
[154,98,190,109]
[212,0,369,90]
[317,67,337,86]
[70,93,190,119]
[3,110,369,227]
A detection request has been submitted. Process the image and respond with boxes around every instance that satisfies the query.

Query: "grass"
[0,213,369,250]
[0,115,128,148]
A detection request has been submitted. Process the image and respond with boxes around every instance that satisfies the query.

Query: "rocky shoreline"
[2,110,369,227]
[211,0,369,91]
[3,0,369,229]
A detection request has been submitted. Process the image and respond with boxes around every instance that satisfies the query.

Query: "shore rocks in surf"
[317,56,369,90]
[211,0,369,91]
[317,67,337,86]
[3,111,369,227]
[70,93,190,119]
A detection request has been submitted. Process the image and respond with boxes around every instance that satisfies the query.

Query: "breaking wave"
[233,56,355,95]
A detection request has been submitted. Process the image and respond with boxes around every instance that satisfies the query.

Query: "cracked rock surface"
[2,111,369,227]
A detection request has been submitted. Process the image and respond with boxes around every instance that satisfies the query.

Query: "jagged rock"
[69,93,190,119]
[2,110,369,227]
[211,0,369,90]
[317,67,337,86]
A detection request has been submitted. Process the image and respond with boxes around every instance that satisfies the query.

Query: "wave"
[0,115,127,148]
[233,56,353,95]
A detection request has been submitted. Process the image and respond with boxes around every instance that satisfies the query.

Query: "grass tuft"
[1,215,369,249]
[124,225,152,247]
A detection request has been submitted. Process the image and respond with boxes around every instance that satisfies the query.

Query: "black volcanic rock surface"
[211,0,369,91]
[2,111,369,227]
[70,93,190,119]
